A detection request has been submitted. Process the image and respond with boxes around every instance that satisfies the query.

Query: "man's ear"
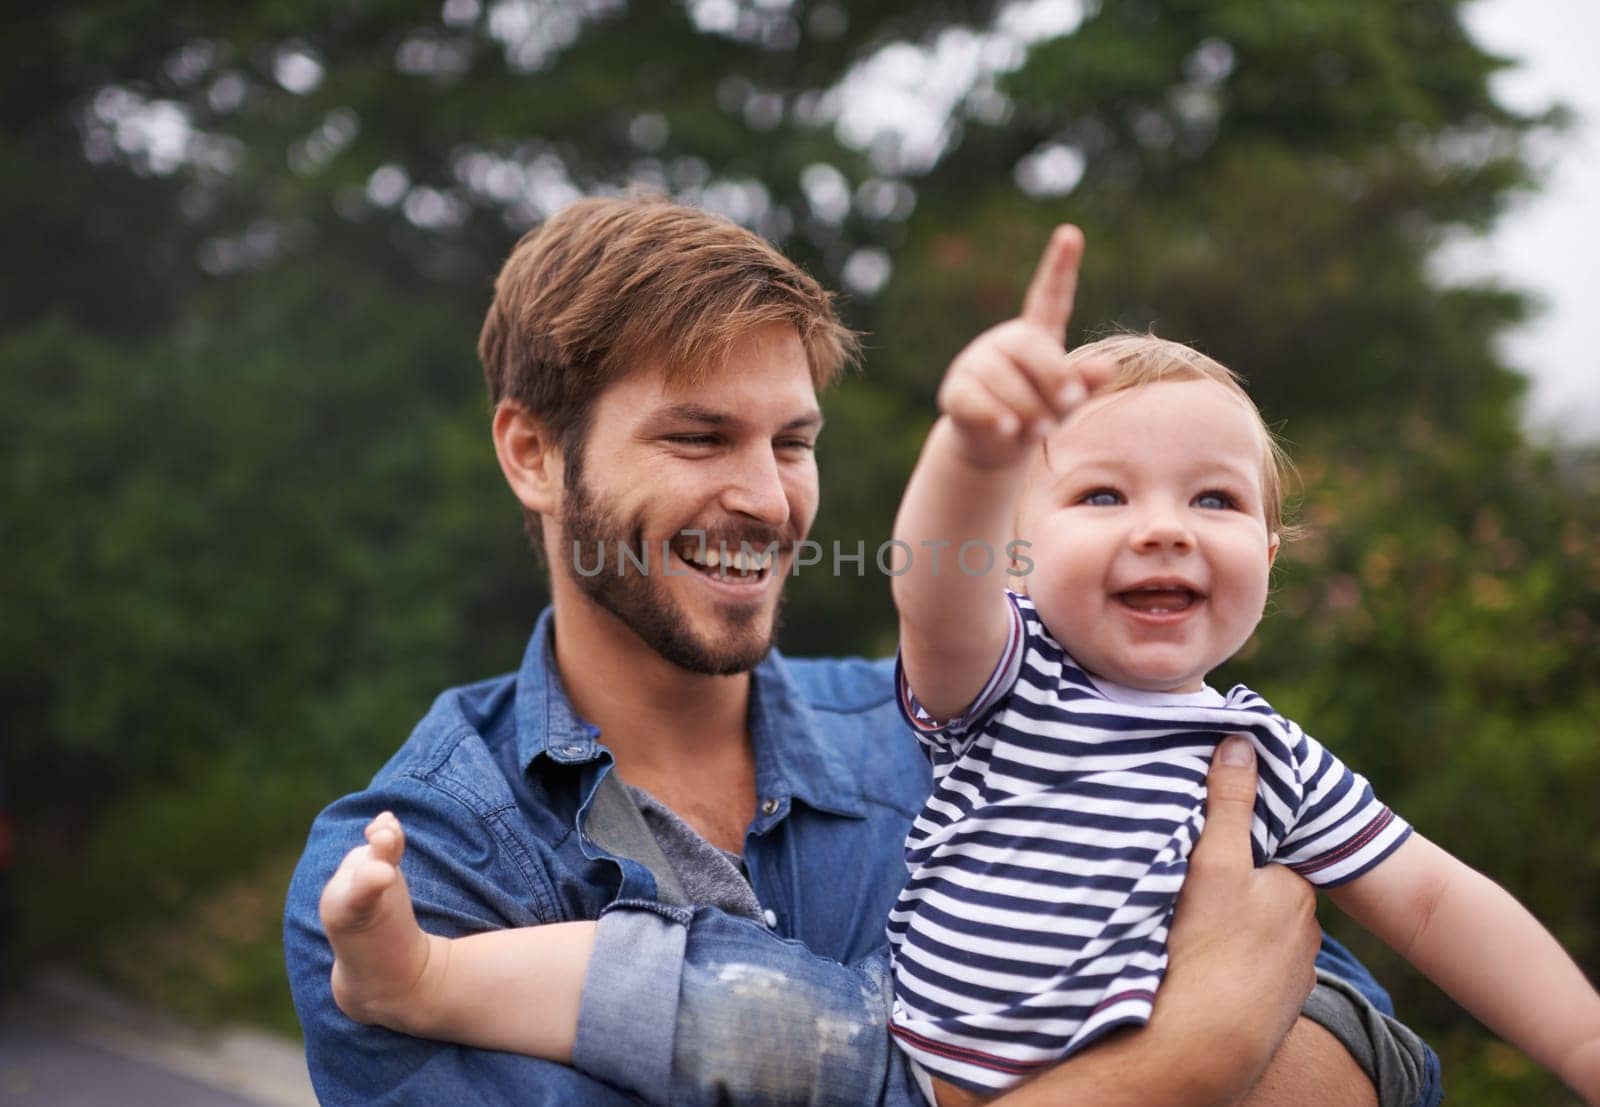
[492,402,564,516]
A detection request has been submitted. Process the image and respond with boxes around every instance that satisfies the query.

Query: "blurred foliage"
[1231,420,1600,1106]
[2,0,1595,1100]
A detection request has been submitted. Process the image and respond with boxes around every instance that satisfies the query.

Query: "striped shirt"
[886,592,1411,1092]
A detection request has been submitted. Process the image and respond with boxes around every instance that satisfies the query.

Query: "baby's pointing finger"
[1018,225,1085,346]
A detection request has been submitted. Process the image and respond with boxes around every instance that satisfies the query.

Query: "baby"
[886,226,1600,1103]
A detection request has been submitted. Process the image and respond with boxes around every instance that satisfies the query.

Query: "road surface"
[0,970,314,1106]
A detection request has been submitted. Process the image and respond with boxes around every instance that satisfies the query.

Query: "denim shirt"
[283,607,933,1105]
[284,609,1439,1106]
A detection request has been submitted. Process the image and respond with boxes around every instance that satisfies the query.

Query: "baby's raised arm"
[1330,833,1600,1102]
[894,227,1111,719]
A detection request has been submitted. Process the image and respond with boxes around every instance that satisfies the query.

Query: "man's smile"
[671,538,779,597]
[673,538,778,578]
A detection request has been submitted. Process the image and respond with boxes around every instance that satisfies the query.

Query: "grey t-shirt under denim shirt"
[588,771,1432,1107]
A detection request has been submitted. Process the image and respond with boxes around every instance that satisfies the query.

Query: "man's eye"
[776,438,816,453]
[667,434,717,447]
[1080,489,1122,507]
[1194,490,1236,510]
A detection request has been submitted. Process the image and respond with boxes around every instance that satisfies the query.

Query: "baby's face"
[1015,378,1280,693]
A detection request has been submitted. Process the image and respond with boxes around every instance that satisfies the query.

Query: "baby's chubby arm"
[1330,833,1600,1103]
[894,226,1113,719]
[319,811,595,1061]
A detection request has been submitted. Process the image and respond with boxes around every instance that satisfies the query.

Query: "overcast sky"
[1452,0,1600,443]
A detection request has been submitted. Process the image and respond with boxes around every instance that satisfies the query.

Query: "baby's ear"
[1266,532,1281,568]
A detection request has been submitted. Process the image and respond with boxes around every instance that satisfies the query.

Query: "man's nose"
[720,446,791,527]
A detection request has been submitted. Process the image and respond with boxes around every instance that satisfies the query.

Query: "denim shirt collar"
[513,608,866,821]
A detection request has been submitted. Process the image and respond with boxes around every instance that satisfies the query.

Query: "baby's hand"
[319,811,442,1032]
[936,225,1112,469]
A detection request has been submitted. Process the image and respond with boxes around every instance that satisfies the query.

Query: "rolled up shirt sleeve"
[578,905,930,1107]
[574,901,693,1099]
[1310,936,1443,1107]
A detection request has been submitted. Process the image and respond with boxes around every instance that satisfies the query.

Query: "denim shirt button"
[760,797,779,816]
[562,744,582,756]
[762,908,778,928]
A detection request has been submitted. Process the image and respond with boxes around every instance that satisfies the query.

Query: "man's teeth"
[681,547,773,573]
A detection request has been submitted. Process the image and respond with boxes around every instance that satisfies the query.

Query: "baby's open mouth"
[1115,586,1202,614]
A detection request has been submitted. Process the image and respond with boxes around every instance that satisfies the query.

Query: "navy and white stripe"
[887,592,1411,1092]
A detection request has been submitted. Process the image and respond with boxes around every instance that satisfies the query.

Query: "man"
[284,195,1441,1105]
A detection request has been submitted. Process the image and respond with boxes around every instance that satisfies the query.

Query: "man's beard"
[559,460,791,676]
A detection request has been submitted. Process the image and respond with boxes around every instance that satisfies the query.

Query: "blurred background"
[2,0,1596,1103]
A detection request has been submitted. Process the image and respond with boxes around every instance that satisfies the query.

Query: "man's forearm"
[986,1015,1376,1107]
[988,1004,1279,1107]
[984,990,1394,1107]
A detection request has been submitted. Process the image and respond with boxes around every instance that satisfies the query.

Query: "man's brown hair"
[478,194,858,462]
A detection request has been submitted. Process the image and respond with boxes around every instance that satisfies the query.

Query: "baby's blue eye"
[1081,489,1123,507]
[1194,491,1235,510]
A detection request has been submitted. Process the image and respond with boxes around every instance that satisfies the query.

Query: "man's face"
[1016,378,1280,692]
[554,323,821,675]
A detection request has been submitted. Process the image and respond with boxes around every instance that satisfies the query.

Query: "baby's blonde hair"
[1059,334,1296,538]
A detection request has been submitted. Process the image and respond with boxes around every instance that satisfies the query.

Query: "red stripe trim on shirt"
[1089,988,1157,1015]
[1288,807,1394,876]
[889,1024,1051,1076]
